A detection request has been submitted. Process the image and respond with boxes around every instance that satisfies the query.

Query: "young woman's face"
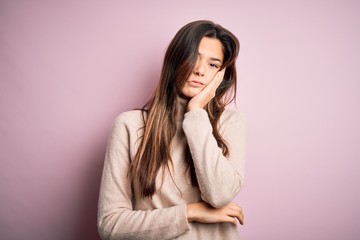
[181,37,224,98]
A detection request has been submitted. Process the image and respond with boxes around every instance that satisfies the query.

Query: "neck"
[177,95,189,121]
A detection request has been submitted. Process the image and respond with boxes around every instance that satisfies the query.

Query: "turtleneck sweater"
[97,98,247,239]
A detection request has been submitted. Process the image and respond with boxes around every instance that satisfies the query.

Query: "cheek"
[206,70,219,83]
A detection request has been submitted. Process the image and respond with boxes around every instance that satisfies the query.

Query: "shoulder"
[113,109,145,129]
[221,108,247,124]
[217,109,248,141]
[219,108,247,134]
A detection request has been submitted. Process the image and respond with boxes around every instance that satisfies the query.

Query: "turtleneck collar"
[177,95,189,122]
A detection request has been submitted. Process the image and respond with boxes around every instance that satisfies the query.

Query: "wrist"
[186,203,196,222]
[187,103,203,112]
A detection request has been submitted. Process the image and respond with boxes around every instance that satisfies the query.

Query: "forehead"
[198,37,224,61]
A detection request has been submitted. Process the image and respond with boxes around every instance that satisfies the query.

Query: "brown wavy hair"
[128,20,240,198]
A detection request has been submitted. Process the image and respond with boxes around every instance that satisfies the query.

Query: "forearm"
[182,109,246,207]
[192,139,242,207]
[98,204,189,240]
[186,202,244,225]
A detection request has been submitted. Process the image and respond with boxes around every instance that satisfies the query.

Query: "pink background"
[1,0,359,239]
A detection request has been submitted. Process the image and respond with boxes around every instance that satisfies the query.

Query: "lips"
[187,80,204,88]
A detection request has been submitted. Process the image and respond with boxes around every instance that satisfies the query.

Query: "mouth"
[187,80,205,88]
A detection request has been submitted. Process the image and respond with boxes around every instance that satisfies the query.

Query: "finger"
[226,202,242,213]
[235,210,244,225]
[238,213,244,225]
[212,68,226,83]
[221,216,238,225]
[206,69,225,91]
[227,210,244,225]
[198,71,224,98]
[215,68,226,84]
[226,208,244,225]
[206,72,222,88]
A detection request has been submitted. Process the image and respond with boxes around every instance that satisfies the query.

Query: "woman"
[98,20,247,239]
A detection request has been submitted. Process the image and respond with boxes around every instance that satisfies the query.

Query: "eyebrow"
[210,57,223,64]
[198,53,223,64]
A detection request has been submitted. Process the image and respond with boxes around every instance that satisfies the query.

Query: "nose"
[193,61,205,77]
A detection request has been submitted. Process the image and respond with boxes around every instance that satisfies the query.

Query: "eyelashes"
[209,63,220,69]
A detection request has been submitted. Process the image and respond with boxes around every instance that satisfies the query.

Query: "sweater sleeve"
[97,114,190,240]
[182,109,247,208]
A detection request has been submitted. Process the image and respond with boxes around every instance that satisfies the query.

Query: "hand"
[186,201,244,225]
[187,68,226,111]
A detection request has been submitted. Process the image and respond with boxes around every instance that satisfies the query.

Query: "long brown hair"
[128,20,240,198]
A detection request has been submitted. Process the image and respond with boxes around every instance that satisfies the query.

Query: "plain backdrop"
[1,0,359,239]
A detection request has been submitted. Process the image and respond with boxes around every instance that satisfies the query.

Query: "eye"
[209,63,220,69]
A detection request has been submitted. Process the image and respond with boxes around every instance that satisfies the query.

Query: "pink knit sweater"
[98,99,247,239]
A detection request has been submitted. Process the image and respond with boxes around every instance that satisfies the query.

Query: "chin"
[181,88,201,98]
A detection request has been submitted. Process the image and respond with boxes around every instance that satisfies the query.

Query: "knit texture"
[98,99,247,239]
